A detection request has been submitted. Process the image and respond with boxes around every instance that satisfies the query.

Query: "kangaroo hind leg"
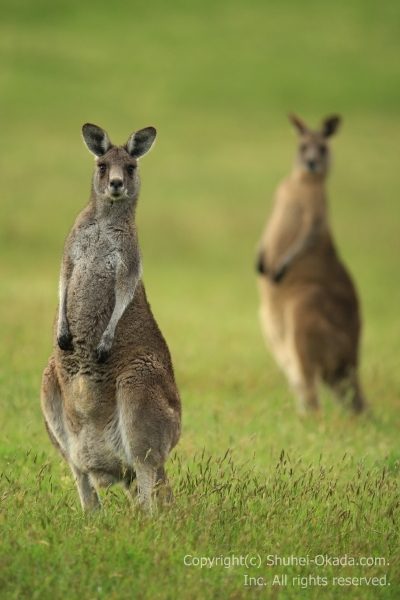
[117,373,174,513]
[71,466,101,511]
[326,365,366,414]
[41,358,100,511]
[283,325,319,414]
[41,357,69,460]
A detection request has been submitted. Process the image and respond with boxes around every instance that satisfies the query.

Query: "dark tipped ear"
[288,114,308,135]
[82,123,112,157]
[125,126,157,158]
[322,115,341,138]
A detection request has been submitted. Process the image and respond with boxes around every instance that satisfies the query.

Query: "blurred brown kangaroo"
[41,124,181,512]
[256,114,365,414]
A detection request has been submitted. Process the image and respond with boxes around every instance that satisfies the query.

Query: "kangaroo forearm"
[103,258,141,335]
[280,235,309,267]
[278,217,321,270]
[96,269,140,362]
[256,248,268,275]
[57,296,65,330]
[56,257,74,350]
[57,263,73,335]
[105,275,139,336]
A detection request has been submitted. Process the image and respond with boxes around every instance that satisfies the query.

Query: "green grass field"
[1,0,399,598]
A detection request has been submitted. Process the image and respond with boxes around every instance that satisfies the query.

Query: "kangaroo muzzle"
[108,166,125,198]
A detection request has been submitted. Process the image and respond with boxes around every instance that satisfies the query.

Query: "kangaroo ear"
[322,115,341,138]
[125,127,157,158]
[288,114,308,135]
[82,123,112,157]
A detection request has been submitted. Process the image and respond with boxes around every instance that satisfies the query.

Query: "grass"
[0,0,399,598]
[0,450,398,599]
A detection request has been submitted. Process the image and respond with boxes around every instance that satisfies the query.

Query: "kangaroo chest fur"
[67,219,124,341]
[264,177,328,267]
[56,210,136,402]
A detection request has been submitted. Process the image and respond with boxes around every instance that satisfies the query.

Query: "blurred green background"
[0,0,399,597]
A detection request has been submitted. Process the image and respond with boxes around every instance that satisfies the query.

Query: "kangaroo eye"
[98,164,107,175]
[300,144,307,153]
[127,165,136,176]
[319,145,327,155]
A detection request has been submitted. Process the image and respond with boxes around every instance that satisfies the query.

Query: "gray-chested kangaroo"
[256,114,365,414]
[41,124,181,511]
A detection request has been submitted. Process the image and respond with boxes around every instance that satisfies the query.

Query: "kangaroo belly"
[258,249,359,364]
[69,423,129,477]
[62,374,131,475]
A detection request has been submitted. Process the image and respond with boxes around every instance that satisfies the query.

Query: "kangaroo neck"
[90,192,137,225]
[290,167,327,186]
[284,167,329,218]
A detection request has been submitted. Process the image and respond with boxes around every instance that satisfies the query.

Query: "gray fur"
[41,124,181,512]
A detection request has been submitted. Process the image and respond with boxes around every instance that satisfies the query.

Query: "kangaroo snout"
[109,178,124,195]
[307,159,317,172]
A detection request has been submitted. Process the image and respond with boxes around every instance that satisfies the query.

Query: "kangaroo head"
[288,114,341,177]
[82,124,157,202]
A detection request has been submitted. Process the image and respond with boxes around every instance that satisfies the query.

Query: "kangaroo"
[256,114,365,414]
[41,124,181,512]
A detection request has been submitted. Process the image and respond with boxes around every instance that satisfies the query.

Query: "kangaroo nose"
[307,160,316,171]
[110,178,123,190]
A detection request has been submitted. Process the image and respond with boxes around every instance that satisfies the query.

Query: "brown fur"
[41,124,181,511]
[256,114,365,413]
